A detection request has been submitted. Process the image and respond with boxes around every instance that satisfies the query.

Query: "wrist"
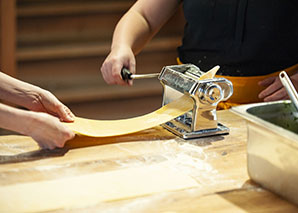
[18,85,44,110]
[16,110,35,136]
[3,81,42,110]
[111,43,132,52]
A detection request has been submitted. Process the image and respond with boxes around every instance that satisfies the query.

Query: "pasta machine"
[158,64,233,139]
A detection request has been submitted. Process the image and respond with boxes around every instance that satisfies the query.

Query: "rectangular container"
[231,101,298,205]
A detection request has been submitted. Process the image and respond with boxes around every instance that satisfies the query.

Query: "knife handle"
[121,67,132,81]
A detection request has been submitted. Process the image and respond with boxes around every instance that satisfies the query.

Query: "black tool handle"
[121,67,132,81]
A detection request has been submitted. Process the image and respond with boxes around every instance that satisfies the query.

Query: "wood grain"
[0,110,297,212]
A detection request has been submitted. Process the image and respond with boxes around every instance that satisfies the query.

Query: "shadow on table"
[217,180,298,212]
[0,148,69,164]
[0,126,226,164]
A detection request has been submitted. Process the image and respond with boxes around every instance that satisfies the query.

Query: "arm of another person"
[100,0,181,86]
[0,71,75,149]
[0,71,74,121]
[258,71,298,101]
[0,103,75,149]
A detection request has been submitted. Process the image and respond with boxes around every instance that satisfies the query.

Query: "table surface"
[0,110,297,213]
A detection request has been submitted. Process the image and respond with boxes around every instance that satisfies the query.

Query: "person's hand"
[25,111,75,149]
[258,72,298,102]
[0,72,75,149]
[101,45,136,86]
[24,88,75,123]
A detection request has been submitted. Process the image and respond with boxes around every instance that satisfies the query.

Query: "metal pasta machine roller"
[158,64,233,139]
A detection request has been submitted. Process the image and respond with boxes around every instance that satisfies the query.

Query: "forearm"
[111,0,180,55]
[0,72,42,109]
[0,103,75,149]
[0,103,32,135]
[111,9,153,54]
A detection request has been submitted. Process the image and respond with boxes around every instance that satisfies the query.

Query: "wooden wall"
[0,0,17,76]
[1,0,185,104]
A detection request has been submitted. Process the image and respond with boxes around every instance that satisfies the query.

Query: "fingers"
[100,47,136,86]
[37,132,75,150]
[128,80,133,86]
[39,90,75,122]
[258,76,276,87]
[258,77,283,100]
[39,142,55,150]
[56,104,75,122]
[112,63,128,85]
[258,74,294,102]
[262,88,288,102]
[101,60,127,86]
[28,112,76,150]
[54,127,76,148]
[128,60,136,86]
[35,125,75,150]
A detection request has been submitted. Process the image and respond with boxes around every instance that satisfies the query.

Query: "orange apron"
[177,58,298,109]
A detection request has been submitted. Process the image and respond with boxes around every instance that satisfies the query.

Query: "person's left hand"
[258,72,298,102]
[24,88,75,122]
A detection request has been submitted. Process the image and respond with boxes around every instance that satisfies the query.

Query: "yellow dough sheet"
[65,66,219,137]
[65,95,193,137]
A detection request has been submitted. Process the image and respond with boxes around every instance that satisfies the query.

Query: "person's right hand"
[101,46,136,86]
[258,71,298,102]
[25,111,75,150]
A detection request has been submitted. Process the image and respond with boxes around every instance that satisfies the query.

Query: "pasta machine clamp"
[158,64,233,139]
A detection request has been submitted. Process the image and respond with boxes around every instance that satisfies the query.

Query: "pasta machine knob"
[203,84,223,104]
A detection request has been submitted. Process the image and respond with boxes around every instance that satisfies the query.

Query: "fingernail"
[258,93,264,99]
[67,115,74,121]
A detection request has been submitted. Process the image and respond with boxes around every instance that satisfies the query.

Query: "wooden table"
[0,110,297,212]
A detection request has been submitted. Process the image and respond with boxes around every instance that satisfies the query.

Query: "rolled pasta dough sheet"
[65,67,218,137]
[65,95,193,137]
